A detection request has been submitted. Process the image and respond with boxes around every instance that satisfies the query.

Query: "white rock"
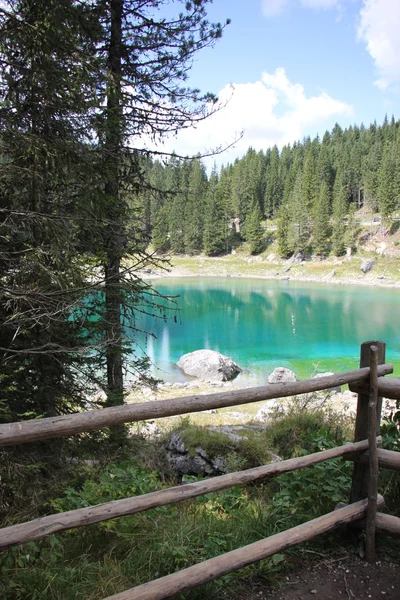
[268,367,297,384]
[313,372,341,393]
[177,349,242,382]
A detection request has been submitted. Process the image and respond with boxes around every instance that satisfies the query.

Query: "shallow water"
[132,277,400,385]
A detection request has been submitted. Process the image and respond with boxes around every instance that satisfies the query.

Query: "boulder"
[292,251,305,264]
[177,349,241,382]
[312,372,341,393]
[164,429,281,478]
[165,433,226,476]
[268,367,297,384]
[361,258,375,273]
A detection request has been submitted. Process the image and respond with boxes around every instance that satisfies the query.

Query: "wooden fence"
[1,340,400,599]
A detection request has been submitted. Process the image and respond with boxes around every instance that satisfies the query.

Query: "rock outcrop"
[164,429,281,478]
[177,349,241,382]
[165,432,227,476]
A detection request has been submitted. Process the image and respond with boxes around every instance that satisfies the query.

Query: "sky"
[150,0,400,169]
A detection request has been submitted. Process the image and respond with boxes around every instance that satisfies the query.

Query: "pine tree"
[245,202,264,255]
[288,171,309,254]
[203,168,227,255]
[332,172,348,256]
[264,145,282,217]
[378,145,398,224]
[301,137,319,211]
[91,1,229,407]
[0,0,101,420]
[184,158,207,254]
[312,180,331,256]
[277,204,291,258]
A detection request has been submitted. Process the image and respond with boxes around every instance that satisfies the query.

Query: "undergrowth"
[1,401,399,600]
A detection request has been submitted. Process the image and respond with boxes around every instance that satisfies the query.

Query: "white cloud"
[147,69,353,169]
[261,0,290,17]
[301,0,339,8]
[261,0,339,17]
[358,0,400,90]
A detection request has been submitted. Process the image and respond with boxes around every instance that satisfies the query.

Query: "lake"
[133,277,400,385]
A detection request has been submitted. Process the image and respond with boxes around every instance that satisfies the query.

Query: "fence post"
[349,340,385,504]
[365,345,379,562]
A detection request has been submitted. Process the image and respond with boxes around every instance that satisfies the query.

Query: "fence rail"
[0,363,394,447]
[1,340,400,600]
[0,437,377,551]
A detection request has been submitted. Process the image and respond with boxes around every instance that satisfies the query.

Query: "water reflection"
[131,278,400,384]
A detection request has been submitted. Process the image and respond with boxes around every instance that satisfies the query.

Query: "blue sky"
[153,0,400,167]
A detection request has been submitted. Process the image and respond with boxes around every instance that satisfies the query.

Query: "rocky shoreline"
[140,252,400,289]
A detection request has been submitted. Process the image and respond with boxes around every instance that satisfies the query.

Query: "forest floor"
[237,554,400,600]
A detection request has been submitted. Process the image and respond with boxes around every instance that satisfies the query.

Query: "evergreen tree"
[312,180,330,256]
[0,0,101,420]
[301,137,319,211]
[245,201,264,254]
[289,171,309,254]
[264,145,282,217]
[203,168,227,255]
[184,158,207,254]
[152,205,170,253]
[276,204,291,258]
[378,145,398,224]
[91,1,229,407]
[332,172,348,256]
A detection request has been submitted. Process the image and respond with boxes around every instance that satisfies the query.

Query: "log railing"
[1,340,399,600]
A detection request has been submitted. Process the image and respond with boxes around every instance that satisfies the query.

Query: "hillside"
[150,210,400,288]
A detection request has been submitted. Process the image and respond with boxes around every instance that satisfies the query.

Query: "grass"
[167,250,400,287]
[154,214,400,287]
[0,401,366,600]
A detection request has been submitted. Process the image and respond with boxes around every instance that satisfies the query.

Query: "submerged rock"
[177,349,242,382]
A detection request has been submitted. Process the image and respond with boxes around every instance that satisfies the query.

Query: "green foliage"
[312,180,331,256]
[269,458,352,523]
[51,461,160,513]
[381,400,400,452]
[176,422,279,471]
[276,204,291,257]
[244,202,265,255]
[265,400,351,460]
[1,406,359,599]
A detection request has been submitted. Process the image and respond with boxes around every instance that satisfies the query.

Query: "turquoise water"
[133,278,400,385]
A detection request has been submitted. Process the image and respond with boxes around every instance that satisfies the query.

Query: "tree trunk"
[104,0,124,409]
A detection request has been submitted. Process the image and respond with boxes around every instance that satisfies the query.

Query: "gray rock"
[313,372,341,393]
[288,251,305,264]
[211,456,226,472]
[166,432,188,454]
[323,269,336,280]
[361,258,375,273]
[166,452,214,475]
[177,349,241,382]
[140,421,162,437]
[268,367,297,384]
[164,432,226,476]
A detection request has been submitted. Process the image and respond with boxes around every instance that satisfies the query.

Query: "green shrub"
[265,400,352,459]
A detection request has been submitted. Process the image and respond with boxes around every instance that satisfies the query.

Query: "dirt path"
[237,555,400,600]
